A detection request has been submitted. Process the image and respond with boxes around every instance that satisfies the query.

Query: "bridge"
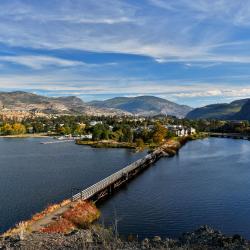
[71,148,168,203]
[209,133,250,140]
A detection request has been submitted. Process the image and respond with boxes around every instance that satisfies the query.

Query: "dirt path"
[29,202,75,232]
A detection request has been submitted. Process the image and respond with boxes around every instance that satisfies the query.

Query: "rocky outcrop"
[1,225,249,249]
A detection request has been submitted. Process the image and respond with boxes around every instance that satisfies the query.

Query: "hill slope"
[232,100,250,120]
[0,91,129,116]
[186,98,250,120]
[0,91,85,114]
[89,96,192,117]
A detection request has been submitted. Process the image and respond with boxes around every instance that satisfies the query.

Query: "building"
[89,121,103,126]
[80,134,93,139]
[166,125,196,137]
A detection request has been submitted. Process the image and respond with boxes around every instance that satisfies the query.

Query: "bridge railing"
[72,150,162,201]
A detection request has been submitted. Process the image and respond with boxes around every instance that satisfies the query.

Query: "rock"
[1,225,250,249]
[141,238,150,249]
[153,236,161,242]
[85,230,93,243]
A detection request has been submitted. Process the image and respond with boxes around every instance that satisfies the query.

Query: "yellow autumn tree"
[12,123,26,135]
[152,122,167,144]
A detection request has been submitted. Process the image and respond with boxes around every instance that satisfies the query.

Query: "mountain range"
[0,91,132,116]
[1,91,249,120]
[0,91,192,117]
[186,98,250,120]
[89,96,192,117]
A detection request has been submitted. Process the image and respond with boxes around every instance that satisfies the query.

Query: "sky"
[1,0,250,107]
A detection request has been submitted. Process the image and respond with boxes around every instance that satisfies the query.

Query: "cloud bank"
[0,0,250,106]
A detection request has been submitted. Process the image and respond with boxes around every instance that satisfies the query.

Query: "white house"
[166,124,196,137]
[80,134,93,139]
[89,121,103,126]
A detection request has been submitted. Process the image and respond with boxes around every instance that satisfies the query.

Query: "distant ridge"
[0,91,129,116]
[232,100,250,120]
[186,98,250,120]
[0,92,192,117]
[89,95,192,117]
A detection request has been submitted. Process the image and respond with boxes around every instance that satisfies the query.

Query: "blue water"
[99,138,250,239]
[1,137,250,239]
[0,138,145,233]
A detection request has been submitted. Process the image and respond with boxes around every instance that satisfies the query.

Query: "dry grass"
[32,199,71,222]
[3,199,71,237]
[2,221,30,238]
[40,201,100,233]
[63,201,100,228]
[161,139,181,154]
[40,218,75,233]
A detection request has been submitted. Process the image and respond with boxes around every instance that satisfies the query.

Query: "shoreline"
[76,139,137,149]
[76,133,207,151]
[0,133,51,138]
[1,224,249,249]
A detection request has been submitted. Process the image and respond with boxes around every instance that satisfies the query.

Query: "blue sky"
[1,0,250,107]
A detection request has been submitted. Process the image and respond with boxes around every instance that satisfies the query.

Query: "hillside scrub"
[41,201,100,233]
[2,199,100,237]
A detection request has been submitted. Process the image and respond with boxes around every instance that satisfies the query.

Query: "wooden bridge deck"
[72,149,165,202]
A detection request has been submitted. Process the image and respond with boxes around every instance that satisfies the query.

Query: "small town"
[0,112,198,150]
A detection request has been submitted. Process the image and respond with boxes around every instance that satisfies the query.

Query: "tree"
[0,123,26,135]
[121,126,133,143]
[152,123,167,144]
[73,124,85,136]
[1,123,13,135]
[101,130,110,140]
[92,124,105,141]
[111,129,123,141]
[135,138,144,148]
[91,123,111,141]
[32,122,44,133]
[12,123,26,135]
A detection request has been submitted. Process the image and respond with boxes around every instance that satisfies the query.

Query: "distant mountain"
[89,96,192,117]
[0,91,84,114]
[232,100,250,120]
[0,91,129,116]
[186,98,250,120]
[0,92,192,117]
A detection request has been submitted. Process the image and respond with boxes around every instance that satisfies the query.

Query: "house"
[80,134,93,139]
[90,121,103,126]
[166,124,196,137]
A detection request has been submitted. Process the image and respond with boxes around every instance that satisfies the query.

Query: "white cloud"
[0,55,85,69]
[1,0,250,63]
[0,0,250,107]
[0,73,249,102]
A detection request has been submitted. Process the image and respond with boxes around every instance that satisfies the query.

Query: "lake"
[1,137,250,239]
[0,138,146,233]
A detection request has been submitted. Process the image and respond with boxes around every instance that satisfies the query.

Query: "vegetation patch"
[3,199,71,237]
[40,218,75,234]
[76,139,136,149]
[31,199,71,222]
[41,201,100,233]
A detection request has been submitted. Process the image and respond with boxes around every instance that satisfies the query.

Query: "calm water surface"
[1,138,250,239]
[0,138,145,233]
